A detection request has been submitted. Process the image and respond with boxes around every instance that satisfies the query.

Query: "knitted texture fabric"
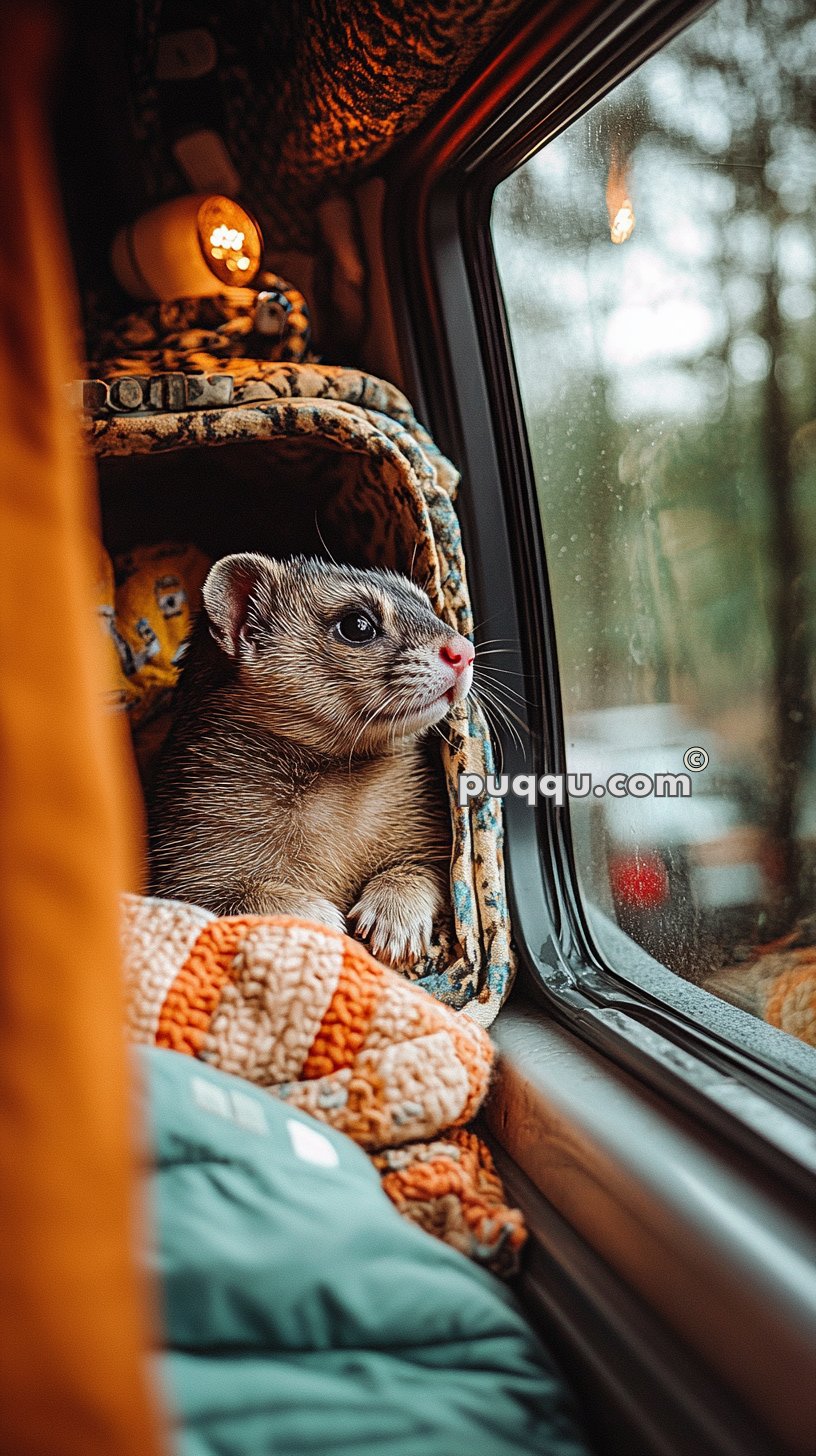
[122,893,526,1274]
[705,933,816,1048]
[372,1129,525,1280]
[89,359,515,1026]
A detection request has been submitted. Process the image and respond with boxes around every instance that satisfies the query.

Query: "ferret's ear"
[202,553,278,658]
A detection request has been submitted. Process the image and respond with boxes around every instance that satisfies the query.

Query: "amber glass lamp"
[111,194,263,301]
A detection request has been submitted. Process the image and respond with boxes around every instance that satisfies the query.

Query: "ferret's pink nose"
[440,634,475,674]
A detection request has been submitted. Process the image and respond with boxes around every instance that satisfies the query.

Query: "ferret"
[148,552,475,968]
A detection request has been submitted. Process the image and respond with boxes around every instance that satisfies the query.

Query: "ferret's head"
[202,553,474,757]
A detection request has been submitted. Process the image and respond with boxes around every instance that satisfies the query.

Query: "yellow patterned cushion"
[96,542,210,725]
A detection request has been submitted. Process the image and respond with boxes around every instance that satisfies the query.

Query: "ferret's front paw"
[349,871,440,968]
[260,886,346,933]
[293,896,347,935]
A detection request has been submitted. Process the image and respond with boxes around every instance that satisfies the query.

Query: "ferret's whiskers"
[435,726,457,753]
[486,696,532,742]
[348,688,400,767]
[475,686,519,753]
[475,675,533,733]
[476,695,505,777]
[429,719,456,752]
[313,512,340,567]
[472,684,526,757]
[390,693,419,749]
[472,635,518,647]
[470,610,517,636]
[481,693,524,759]
[474,649,523,663]
[471,693,507,775]
[474,668,531,708]
[475,663,529,678]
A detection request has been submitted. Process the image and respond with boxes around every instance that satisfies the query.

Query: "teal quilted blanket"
[142,1046,590,1456]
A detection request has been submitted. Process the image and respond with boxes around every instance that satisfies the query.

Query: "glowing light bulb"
[209,224,246,252]
[610,202,635,244]
[197,197,262,285]
[606,148,635,245]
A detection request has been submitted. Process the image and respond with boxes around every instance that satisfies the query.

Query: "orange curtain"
[0,7,163,1453]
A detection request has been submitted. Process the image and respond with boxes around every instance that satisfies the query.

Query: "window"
[492,0,816,1054]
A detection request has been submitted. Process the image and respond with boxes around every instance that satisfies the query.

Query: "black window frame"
[383,0,816,1193]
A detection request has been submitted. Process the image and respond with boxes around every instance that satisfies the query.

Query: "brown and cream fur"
[148,553,474,967]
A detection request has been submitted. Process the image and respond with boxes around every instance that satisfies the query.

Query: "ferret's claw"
[349,871,438,970]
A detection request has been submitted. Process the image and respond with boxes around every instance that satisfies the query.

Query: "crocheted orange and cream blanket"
[122,894,525,1276]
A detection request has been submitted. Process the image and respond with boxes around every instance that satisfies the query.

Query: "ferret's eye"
[335,611,379,644]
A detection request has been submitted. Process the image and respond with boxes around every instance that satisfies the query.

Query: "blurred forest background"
[493,0,816,965]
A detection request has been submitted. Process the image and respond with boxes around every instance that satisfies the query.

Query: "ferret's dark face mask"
[202,552,474,758]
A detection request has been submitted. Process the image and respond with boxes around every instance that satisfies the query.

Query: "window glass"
[492,0,816,1050]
